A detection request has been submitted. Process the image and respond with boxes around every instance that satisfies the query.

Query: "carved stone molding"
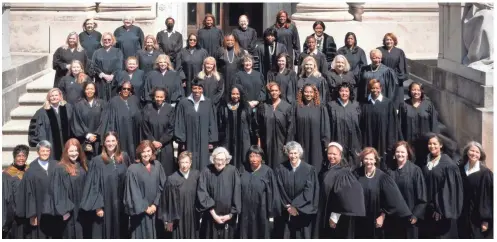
[348,3,365,22]
[10,3,96,12]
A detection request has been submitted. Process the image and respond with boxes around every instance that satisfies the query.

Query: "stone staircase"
[2,70,55,167]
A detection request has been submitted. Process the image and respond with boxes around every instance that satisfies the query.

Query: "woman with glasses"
[175,33,209,96]
[53,32,88,88]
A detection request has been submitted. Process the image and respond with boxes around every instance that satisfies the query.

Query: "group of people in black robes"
[3,9,493,240]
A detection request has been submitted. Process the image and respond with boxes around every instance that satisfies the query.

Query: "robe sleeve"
[257,73,267,102]
[327,169,366,216]
[379,173,412,218]
[478,169,493,223]
[89,50,100,77]
[266,169,282,218]
[28,109,47,147]
[159,110,175,145]
[153,163,167,206]
[173,102,187,143]
[208,102,219,143]
[386,101,402,155]
[114,50,124,75]
[411,166,428,219]
[397,49,409,81]
[58,78,67,97]
[216,105,227,146]
[320,105,331,151]
[291,25,301,64]
[285,105,295,144]
[287,72,298,104]
[142,73,155,103]
[123,168,149,215]
[212,77,225,105]
[429,101,440,133]
[160,178,180,222]
[437,164,464,219]
[319,55,328,75]
[325,35,337,63]
[383,68,398,99]
[15,172,37,218]
[141,112,155,141]
[137,27,145,50]
[156,32,163,53]
[231,168,242,215]
[218,29,224,48]
[79,158,104,211]
[290,167,319,215]
[174,33,183,55]
[52,48,68,72]
[172,72,185,103]
[2,175,14,230]
[51,166,75,216]
[196,170,216,212]
[71,104,90,139]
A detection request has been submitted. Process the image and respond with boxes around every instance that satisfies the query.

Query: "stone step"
[2,120,30,135]
[2,134,30,150]
[10,105,40,120]
[18,93,47,106]
[26,70,55,93]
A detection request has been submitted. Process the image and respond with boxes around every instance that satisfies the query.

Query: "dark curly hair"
[297,83,320,106]
[334,82,355,101]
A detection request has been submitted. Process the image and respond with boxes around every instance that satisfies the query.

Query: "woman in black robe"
[316,142,366,239]
[52,32,88,87]
[124,141,167,239]
[58,60,92,105]
[113,16,145,62]
[214,33,246,98]
[457,141,493,239]
[28,88,73,161]
[15,141,58,239]
[274,141,319,239]
[196,147,242,239]
[233,54,265,109]
[239,146,280,238]
[232,15,258,51]
[377,33,409,106]
[101,81,141,161]
[141,87,176,176]
[293,84,330,173]
[298,35,328,75]
[174,80,219,171]
[90,32,124,101]
[303,21,337,64]
[136,35,161,75]
[256,82,295,170]
[272,10,300,67]
[217,85,254,171]
[353,147,412,239]
[195,57,225,106]
[253,27,288,79]
[143,54,184,106]
[51,138,88,239]
[337,32,367,80]
[384,141,427,239]
[79,18,102,65]
[160,151,200,239]
[326,82,362,169]
[297,56,328,102]
[359,79,402,166]
[266,53,298,104]
[419,133,464,239]
[79,131,131,239]
[358,49,398,102]
[197,14,224,56]
[175,33,209,96]
[2,145,30,239]
[326,55,356,102]
[112,56,145,103]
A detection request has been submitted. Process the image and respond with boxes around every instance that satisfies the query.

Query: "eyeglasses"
[121,88,131,91]
[103,39,112,41]
[188,39,197,42]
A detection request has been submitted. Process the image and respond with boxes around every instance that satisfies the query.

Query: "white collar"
[368,93,384,104]
[291,160,301,171]
[188,94,205,103]
[338,99,349,107]
[308,49,318,55]
[163,29,177,34]
[465,161,481,175]
[180,170,190,179]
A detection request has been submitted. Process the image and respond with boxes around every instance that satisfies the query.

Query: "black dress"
[58,75,92,105]
[112,69,146,101]
[399,98,439,144]
[214,47,245,98]
[196,164,242,239]
[253,41,288,79]
[124,161,167,239]
[79,154,130,239]
[136,49,161,75]
[239,164,280,239]
[175,47,209,95]
[114,25,145,61]
[2,165,27,239]
[197,27,224,56]
[273,23,300,66]
[233,70,265,102]
[274,161,319,239]
[90,47,124,101]
[143,70,184,105]
[79,30,102,64]
[358,64,398,102]
[71,98,106,160]
[378,46,409,105]
[304,33,337,63]
[141,103,176,176]
[337,45,367,80]
[266,69,298,104]
[256,100,295,170]
[233,27,257,51]
[156,30,183,65]
[52,47,88,87]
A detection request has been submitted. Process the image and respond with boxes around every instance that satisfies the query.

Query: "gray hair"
[123,15,135,22]
[462,141,487,164]
[210,147,232,164]
[369,49,382,58]
[36,140,52,152]
[284,141,304,158]
[330,54,351,72]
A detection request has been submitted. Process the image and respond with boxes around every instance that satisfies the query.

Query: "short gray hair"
[284,141,304,158]
[36,140,52,152]
[369,49,382,58]
[210,147,232,164]
[330,54,351,72]
[123,15,135,22]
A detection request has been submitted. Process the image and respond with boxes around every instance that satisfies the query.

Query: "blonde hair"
[299,56,321,78]
[331,54,351,72]
[43,88,67,109]
[63,32,84,52]
[101,32,116,46]
[197,56,220,80]
[69,60,88,84]
[154,54,174,70]
[143,35,159,50]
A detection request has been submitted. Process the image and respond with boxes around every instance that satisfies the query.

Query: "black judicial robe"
[156,30,183,64]
[378,46,409,105]
[141,103,176,176]
[233,27,258,51]
[274,161,319,239]
[253,41,288,79]
[385,161,427,239]
[52,47,88,87]
[233,70,265,102]
[354,168,412,239]
[358,64,398,102]
[160,170,201,239]
[72,98,106,159]
[293,104,330,173]
[197,27,224,56]
[196,164,242,239]
[15,159,58,239]
[458,164,493,239]
[2,166,27,239]
[420,154,463,239]
[124,161,167,239]
[337,45,367,79]
[136,49,161,75]
[51,163,87,239]
[114,25,145,61]
[175,47,209,95]
[214,47,245,98]
[79,154,130,239]
[304,33,337,63]
[101,95,141,161]
[79,30,102,64]
[90,47,123,101]
[58,75,92,105]
[399,98,439,144]
[143,70,184,105]
[197,75,224,106]
[217,101,254,171]
[326,100,362,169]
[28,105,73,161]
[266,69,298,104]
[112,69,146,100]
[360,97,402,161]
[296,75,328,102]
[316,163,366,239]
[273,24,301,65]
[239,165,280,239]
[325,70,356,102]
[297,51,328,76]
[174,97,218,171]
[256,100,295,170]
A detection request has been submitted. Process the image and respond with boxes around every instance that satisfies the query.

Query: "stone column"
[2,3,11,69]
[156,2,188,47]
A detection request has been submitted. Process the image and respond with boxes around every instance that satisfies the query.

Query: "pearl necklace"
[227,50,235,64]
[269,43,276,56]
[371,64,381,73]
[365,168,376,178]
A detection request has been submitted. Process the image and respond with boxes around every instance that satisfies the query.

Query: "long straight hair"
[59,138,88,176]
[101,132,125,164]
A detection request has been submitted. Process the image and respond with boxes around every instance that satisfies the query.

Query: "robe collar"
[465,160,481,175]
[368,93,383,104]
